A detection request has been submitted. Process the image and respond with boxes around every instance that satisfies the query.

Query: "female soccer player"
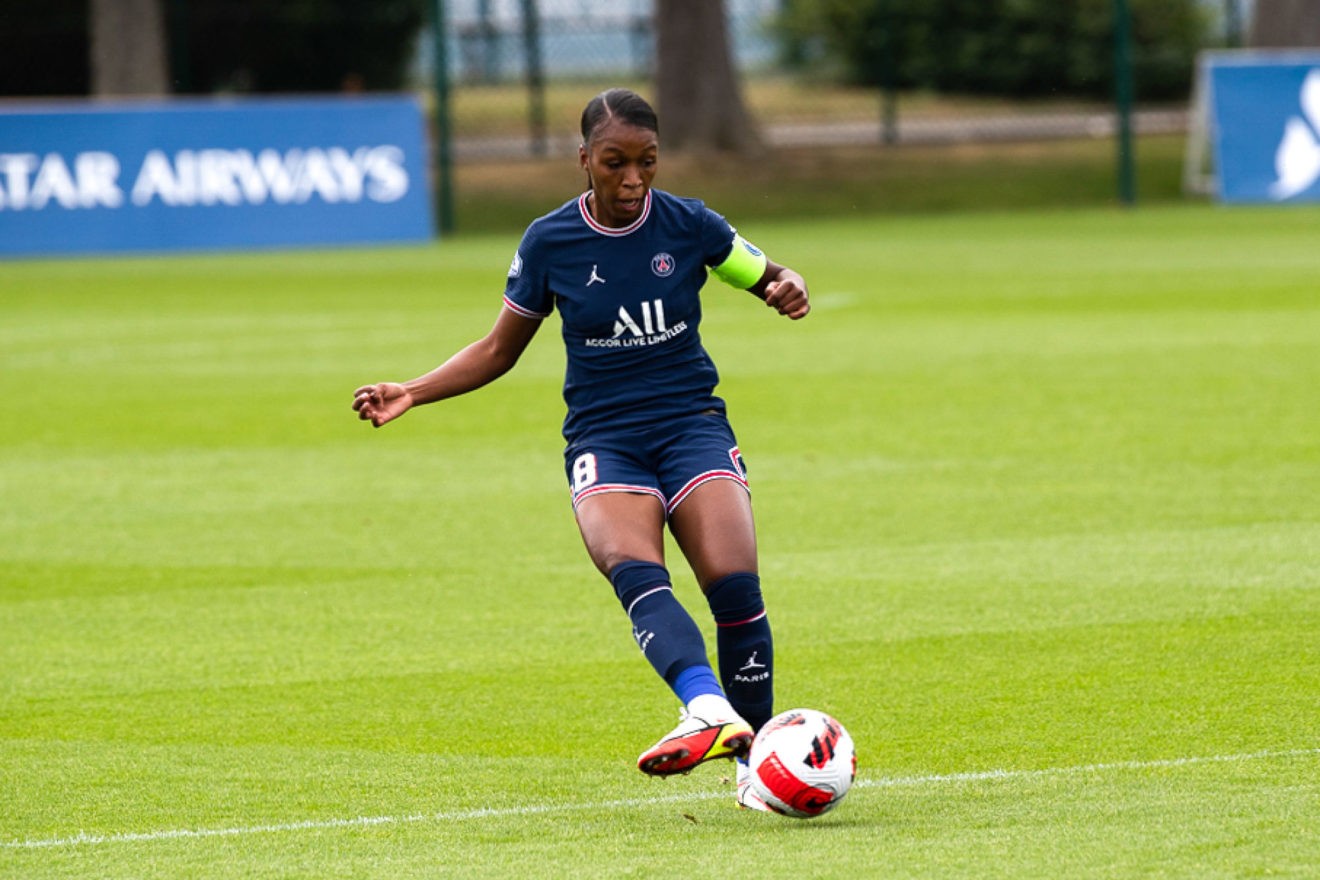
[353,88,809,809]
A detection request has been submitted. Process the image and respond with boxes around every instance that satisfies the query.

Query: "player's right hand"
[352,382,413,428]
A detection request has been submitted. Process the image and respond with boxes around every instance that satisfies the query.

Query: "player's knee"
[704,571,764,624]
[588,538,654,579]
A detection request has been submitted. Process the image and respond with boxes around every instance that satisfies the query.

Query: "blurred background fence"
[3,0,1251,156]
[437,0,778,158]
[426,0,1237,160]
[2,0,1295,235]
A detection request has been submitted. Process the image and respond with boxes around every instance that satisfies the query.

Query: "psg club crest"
[651,252,675,277]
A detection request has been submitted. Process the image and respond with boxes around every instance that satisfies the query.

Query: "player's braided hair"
[580,88,659,145]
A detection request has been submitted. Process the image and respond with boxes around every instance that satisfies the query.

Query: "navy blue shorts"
[564,412,749,515]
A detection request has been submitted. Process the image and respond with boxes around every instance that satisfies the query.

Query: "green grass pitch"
[2,204,1318,878]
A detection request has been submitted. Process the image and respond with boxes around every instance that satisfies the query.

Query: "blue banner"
[1210,56,1320,203]
[0,96,433,256]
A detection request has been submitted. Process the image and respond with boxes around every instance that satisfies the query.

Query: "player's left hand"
[352,382,413,427]
[764,275,810,320]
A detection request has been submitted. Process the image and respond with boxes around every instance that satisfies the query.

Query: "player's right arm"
[353,306,542,428]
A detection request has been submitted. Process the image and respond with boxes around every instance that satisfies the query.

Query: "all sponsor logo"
[585,298,688,349]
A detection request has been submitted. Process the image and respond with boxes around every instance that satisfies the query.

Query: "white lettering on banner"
[0,152,122,211]
[77,153,124,208]
[364,146,408,202]
[0,154,39,210]
[0,146,409,211]
[131,151,181,206]
[130,146,410,207]
[30,153,78,209]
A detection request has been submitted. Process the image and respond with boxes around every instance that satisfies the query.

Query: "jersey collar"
[578,190,652,237]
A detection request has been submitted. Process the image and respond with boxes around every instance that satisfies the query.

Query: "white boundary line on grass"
[6,746,1317,851]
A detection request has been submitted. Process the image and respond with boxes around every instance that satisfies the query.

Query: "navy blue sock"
[610,561,716,699]
[706,572,774,731]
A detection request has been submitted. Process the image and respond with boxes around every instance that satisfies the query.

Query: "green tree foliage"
[778,0,1209,100]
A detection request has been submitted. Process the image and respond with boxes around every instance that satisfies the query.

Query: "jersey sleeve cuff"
[503,295,551,319]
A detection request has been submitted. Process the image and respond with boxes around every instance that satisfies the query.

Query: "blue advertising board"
[0,96,433,256]
[1209,55,1320,203]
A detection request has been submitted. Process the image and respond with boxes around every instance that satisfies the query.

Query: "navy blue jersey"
[503,188,739,442]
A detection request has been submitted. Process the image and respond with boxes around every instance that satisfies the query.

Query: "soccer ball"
[747,708,856,818]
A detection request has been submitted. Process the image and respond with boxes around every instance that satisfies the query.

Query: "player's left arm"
[709,232,809,320]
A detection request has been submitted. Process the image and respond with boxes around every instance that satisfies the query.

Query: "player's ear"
[579,145,594,191]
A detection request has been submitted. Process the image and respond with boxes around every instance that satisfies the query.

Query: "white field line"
[5,746,1317,851]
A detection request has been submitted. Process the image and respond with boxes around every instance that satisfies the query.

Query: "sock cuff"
[673,665,725,706]
[705,571,765,626]
[609,560,672,610]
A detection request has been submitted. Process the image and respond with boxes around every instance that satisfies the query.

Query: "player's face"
[580,118,658,228]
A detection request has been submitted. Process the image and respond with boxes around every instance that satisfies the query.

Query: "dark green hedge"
[778,0,1210,100]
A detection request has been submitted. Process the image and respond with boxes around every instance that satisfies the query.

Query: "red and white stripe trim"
[665,469,750,515]
[577,190,652,237]
[503,295,551,319]
[572,483,666,510]
[716,609,768,628]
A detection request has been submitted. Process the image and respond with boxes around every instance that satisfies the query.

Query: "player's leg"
[665,476,758,586]
[669,478,775,808]
[659,414,776,739]
[569,451,749,775]
[668,480,775,734]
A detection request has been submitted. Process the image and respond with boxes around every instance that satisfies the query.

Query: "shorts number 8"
[572,452,599,493]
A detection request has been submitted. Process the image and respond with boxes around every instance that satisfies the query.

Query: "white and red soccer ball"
[747,708,856,818]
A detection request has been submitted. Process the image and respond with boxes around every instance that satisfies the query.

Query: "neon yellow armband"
[711,234,768,290]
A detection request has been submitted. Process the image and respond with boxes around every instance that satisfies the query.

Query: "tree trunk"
[654,0,761,154]
[1249,0,1320,47]
[90,0,170,96]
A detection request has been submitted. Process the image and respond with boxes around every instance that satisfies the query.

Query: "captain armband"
[711,234,769,290]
